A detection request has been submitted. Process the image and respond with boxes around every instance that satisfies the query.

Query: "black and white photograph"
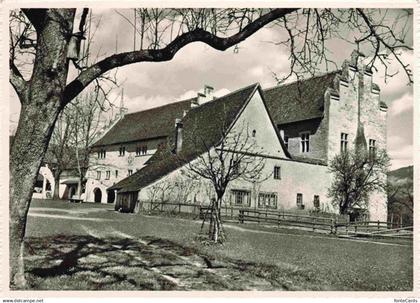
[4,3,416,295]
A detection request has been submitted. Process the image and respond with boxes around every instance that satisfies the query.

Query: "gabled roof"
[110,83,264,193]
[263,71,340,125]
[92,98,195,147]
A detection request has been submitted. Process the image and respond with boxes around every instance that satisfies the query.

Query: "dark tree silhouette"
[328,148,390,215]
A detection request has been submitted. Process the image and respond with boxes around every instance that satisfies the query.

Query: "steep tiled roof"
[92,98,195,147]
[110,84,261,193]
[263,71,341,125]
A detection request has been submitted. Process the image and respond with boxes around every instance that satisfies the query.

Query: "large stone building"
[85,51,388,221]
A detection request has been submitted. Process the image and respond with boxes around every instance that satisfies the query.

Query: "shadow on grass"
[27,235,150,289]
[23,234,334,291]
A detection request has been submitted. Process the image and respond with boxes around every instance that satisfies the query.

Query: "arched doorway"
[107,190,115,204]
[93,188,102,203]
[69,186,76,199]
[33,174,44,193]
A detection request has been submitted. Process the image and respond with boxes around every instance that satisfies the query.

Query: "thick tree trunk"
[10,103,63,288]
[9,9,75,288]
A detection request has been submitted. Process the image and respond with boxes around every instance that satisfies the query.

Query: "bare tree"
[328,148,390,216]
[387,180,413,226]
[45,109,74,199]
[67,86,110,198]
[9,8,412,287]
[179,124,268,243]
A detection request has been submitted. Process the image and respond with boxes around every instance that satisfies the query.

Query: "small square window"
[369,139,376,159]
[258,193,277,209]
[300,133,310,153]
[231,190,251,207]
[115,170,118,178]
[296,193,304,209]
[106,171,110,180]
[313,195,320,209]
[274,166,281,180]
[341,133,348,153]
[98,149,106,159]
[119,146,126,156]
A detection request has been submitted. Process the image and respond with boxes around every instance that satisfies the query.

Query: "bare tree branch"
[9,62,28,103]
[63,8,298,104]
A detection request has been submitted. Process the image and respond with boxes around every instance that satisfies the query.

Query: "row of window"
[97,146,148,159]
[340,132,376,155]
[282,130,377,155]
[96,169,134,180]
[231,189,320,210]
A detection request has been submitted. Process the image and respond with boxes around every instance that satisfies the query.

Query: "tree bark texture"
[9,9,75,288]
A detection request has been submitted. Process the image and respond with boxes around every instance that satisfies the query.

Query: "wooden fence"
[140,201,412,239]
[141,200,201,217]
[238,208,344,233]
[238,208,413,239]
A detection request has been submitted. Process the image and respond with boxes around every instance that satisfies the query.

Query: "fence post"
[258,211,260,224]
[312,217,315,232]
[179,203,181,214]
[390,213,394,229]
[330,218,333,234]
[377,220,380,231]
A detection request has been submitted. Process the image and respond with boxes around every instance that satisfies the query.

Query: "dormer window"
[284,136,289,150]
[252,129,256,137]
[300,132,310,153]
[119,146,126,156]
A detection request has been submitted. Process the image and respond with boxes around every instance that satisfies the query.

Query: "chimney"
[175,118,183,153]
[204,85,214,101]
[197,92,206,105]
[194,85,215,107]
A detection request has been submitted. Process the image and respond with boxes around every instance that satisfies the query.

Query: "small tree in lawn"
[328,147,390,216]
[179,123,268,243]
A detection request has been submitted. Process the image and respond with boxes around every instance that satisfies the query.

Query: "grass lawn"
[22,199,413,291]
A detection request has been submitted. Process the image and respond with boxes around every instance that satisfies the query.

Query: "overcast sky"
[9,8,413,170]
